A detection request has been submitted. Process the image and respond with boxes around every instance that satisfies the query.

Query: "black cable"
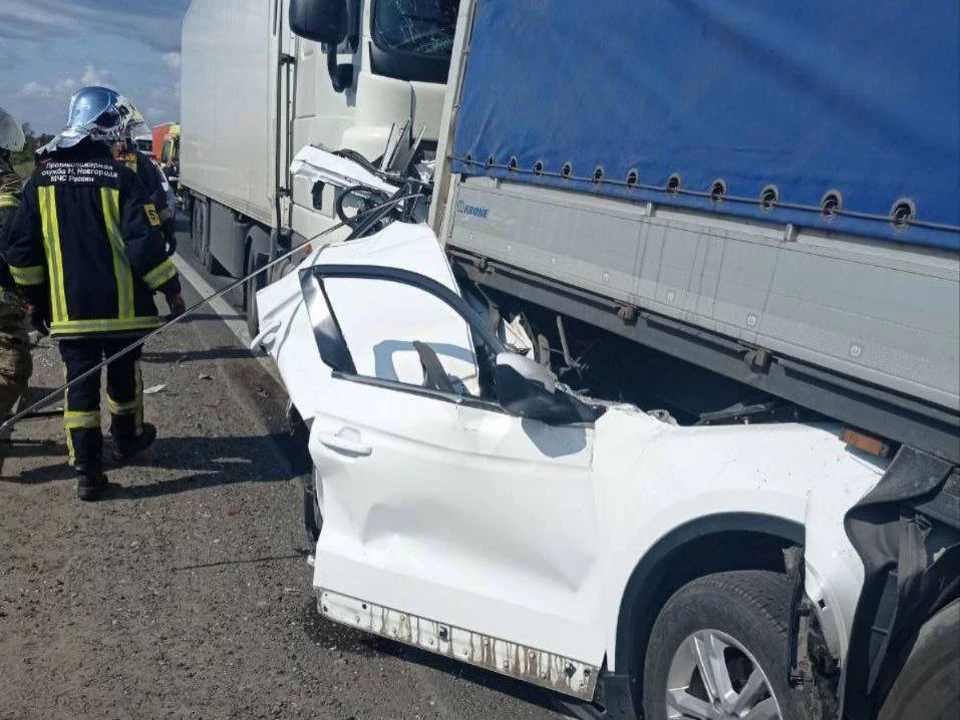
[335,184,392,226]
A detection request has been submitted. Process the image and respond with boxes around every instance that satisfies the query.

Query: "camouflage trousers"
[0,289,32,418]
[0,333,31,418]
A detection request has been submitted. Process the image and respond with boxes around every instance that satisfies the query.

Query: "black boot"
[72,428,107,501]
[112,422,157,463]
[76,469,109,502]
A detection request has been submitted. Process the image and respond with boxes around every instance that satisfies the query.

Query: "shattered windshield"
[373,0,460,57]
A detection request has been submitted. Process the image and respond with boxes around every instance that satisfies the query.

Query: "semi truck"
[180,1,959,717]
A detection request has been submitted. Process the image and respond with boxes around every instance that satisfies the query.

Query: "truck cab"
[180,0,458,333]
[286,0,456,241]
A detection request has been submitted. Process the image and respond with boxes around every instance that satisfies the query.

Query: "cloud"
[162,52,181,72]
[0,0,190,53]
[17,64,112,104]
[81,63,112,87]
[19,81,52,99]
[0,1,188,132]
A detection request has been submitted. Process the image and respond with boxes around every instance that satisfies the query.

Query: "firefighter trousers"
[59,337,144,472]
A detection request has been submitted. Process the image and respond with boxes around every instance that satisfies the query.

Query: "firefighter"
[111,96,177,256]
[5,86,185,500]
[0,107,32,419]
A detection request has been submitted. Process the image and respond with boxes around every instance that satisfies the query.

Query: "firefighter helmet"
[48,86,124,150]
[0,106,25,153]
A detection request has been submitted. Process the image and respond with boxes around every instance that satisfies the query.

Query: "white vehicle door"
[301,263,605,699]
[255,223,485,420]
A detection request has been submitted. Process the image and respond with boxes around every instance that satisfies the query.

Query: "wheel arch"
[612,514,804,695]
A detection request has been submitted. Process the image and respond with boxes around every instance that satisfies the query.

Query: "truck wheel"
[244,249,267,337]
[879,599,959,720]
[643,570,812,720]
[191,199,204,258]
[201,225,224,275]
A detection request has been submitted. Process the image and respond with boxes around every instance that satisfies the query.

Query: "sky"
[0,0,191,135]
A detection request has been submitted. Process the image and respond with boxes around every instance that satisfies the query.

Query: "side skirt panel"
[318,588,601,700]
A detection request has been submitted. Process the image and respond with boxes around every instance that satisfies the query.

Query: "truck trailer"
[180,1,959,717]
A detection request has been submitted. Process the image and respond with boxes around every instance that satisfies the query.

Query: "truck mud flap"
[842,446,960,719]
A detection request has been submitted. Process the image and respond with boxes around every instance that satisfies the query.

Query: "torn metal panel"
[290,146,397,196]
[318,589,600,700]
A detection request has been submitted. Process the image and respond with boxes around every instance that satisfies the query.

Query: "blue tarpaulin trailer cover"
[451,0,960,251]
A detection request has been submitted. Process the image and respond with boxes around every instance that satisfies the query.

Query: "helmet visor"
[66,86,121,134]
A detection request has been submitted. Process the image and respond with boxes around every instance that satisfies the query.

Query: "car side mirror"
[289,0,347,46]
[495,353,589,424]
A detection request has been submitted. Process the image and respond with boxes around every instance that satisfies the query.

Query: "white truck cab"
[180,0,457,333]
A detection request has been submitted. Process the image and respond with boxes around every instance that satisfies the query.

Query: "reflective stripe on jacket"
[118,150,175,222]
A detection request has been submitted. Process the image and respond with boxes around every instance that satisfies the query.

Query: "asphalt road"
[0,220,568,720]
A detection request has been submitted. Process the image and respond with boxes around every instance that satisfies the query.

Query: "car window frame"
[299,263,507,412]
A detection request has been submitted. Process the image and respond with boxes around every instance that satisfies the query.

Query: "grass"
[13,162,33,179]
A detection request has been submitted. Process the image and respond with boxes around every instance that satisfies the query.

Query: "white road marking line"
[171,253,283,385]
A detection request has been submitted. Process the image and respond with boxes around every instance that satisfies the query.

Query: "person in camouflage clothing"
[0,107,32,419]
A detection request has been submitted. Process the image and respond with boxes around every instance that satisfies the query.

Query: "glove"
[165,293,186,319]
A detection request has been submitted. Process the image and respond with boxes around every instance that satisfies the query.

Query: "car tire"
[878,599,959,720]
[643,570,814,720]
[302,464,323,547]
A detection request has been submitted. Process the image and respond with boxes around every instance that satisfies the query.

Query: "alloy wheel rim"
[665,629,783,719]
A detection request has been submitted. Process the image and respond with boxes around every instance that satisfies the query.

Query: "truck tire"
[199,219,224,275]
[643,570,813,720]
[244,248,266,337]
[191,198,204,259]
[878,599,959,720]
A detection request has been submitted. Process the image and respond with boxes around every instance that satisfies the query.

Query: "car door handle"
[317,431,372,457]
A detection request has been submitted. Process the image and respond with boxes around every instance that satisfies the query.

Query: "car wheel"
[879,599,959,720]
[302,463,323,547]
[643,570,813,720]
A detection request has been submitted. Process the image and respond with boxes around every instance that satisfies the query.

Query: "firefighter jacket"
[3,141,180,338]
[117,148,175,243]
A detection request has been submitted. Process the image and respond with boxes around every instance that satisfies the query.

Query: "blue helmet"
[47,86,124,150]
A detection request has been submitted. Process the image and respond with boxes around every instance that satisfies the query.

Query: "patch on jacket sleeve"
[144,203,161,226]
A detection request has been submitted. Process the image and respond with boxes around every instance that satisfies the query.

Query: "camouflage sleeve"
[0,200,18,289]
[2,176,48,310]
